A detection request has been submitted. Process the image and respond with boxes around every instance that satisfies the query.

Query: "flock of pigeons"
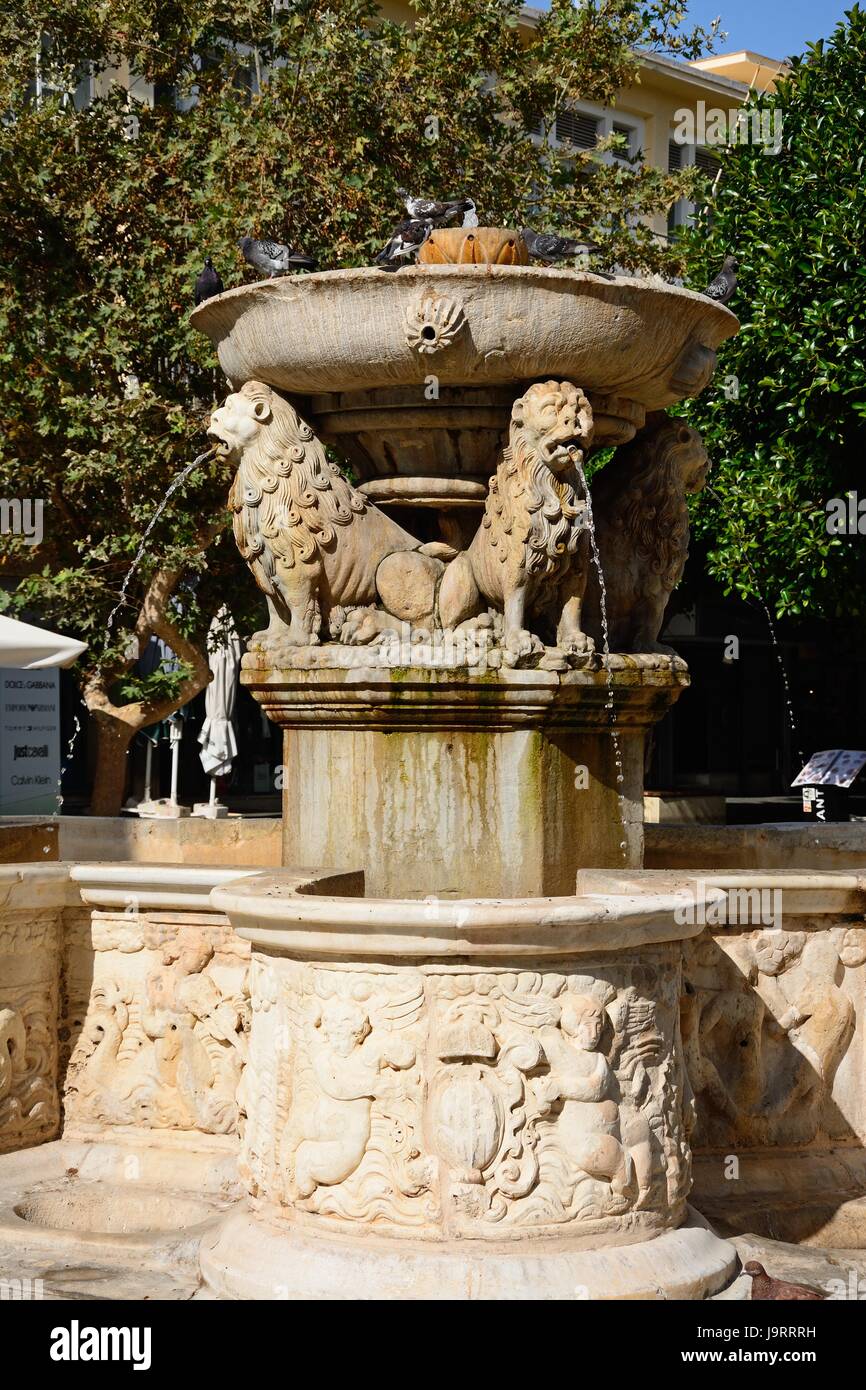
[193,190,737,306]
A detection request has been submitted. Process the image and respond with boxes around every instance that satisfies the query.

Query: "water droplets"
[573,454,629,862]
[54,713,81,817]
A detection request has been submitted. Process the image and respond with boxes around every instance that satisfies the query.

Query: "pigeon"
[521,226,601,265]
[743,1261,827,1301]
[375,218,434,270]
[398,190,478,229]
[193,256,224,305]
[238,236,317,277]
[704,255,738,305]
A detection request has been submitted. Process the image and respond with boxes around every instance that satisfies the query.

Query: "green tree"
[0,0,717,812]
[683,6,866,621]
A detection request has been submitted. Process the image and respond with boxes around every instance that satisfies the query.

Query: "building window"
[550,102,644,166]
[555,109,601,149]
[667,138,721,236]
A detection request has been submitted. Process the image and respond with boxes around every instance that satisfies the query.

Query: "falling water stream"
[102,447,215,655]
[53,447,215,816]
[572,451,629,861]
[53,714,81,818]
[705,482,804,768]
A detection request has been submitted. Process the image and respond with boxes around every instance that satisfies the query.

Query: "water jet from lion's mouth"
[102,446,217,656]
[570,445,629,861]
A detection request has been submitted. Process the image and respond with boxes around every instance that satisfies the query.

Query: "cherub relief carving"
[282,993,417,1200]
[684,926,865,1148]
[537,994,654,1211]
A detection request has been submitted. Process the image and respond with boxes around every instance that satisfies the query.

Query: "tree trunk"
[88,713,137,817]
[83,553,218,816]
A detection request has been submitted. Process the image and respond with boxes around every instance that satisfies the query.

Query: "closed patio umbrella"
[195,608,242,817]
[0,615,87,669]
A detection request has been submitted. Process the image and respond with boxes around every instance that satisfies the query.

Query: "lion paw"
[560,632,595,659]
[340,608,398,645]
[502,628,544,667]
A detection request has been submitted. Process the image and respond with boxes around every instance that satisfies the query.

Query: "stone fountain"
[3,232,866,1301]
[184,231,740,1298]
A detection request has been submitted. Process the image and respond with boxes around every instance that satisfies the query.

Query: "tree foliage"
[683,6,866,620]
[0,0,716,808]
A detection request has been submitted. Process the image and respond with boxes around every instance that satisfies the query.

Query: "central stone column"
[243,655,688,897]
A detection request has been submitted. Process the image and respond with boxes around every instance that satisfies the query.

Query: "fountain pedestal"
[244,654,689,897]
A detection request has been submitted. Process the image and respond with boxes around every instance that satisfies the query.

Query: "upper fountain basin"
[190,264,737,407]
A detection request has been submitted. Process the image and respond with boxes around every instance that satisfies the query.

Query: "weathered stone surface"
[583,414,709,655]
[243,665,687,895]
[0,816,282,867]
[0,867,69,1154]
[202,868,736,1299]
[190,264,737,405]
[646,821,866,871]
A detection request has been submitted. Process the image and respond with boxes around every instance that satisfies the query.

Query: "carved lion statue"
[208,381,448,646]
[582,413,709,657]
[438,379,596,659]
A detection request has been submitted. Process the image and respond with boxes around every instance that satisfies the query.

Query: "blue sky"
[682,0,853,62]
[534,1,854,64]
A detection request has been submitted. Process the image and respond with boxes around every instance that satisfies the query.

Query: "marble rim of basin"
[209,869,728,957]
[190,264,738,405]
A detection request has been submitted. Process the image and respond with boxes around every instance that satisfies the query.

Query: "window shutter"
[694,146,721,176]
[555,110,600,149]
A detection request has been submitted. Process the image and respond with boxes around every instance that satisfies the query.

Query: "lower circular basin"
[15,1185,216,1235]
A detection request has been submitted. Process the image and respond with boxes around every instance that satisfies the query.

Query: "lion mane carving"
[438,379,596,659]
[209,381,446,646]
[582,413,709,656]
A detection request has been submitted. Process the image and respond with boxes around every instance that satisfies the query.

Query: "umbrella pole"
[209,777,217,807]
[143,741,153,803]
[169,722,181,806]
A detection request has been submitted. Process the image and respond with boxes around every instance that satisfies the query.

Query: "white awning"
[0,615,87,669]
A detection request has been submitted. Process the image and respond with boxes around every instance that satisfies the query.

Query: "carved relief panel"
[244,947,690,1242]
[63,910,250,1137]
[0,913,60,1155]
[683,923,866,1150]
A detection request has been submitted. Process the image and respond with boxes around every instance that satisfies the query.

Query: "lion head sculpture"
[484,379,595,581]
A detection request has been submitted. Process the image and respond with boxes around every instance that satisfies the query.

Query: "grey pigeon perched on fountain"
[398,190,479,228]
[375,218,434,270]
[194,257,224,305]
[521,227,601,265]
[238,236,317,277]
[704,255,738,304]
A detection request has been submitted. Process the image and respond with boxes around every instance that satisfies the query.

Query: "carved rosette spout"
[404,291,466,355]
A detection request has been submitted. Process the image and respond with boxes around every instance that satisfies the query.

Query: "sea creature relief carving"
[64,915,250,1136]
